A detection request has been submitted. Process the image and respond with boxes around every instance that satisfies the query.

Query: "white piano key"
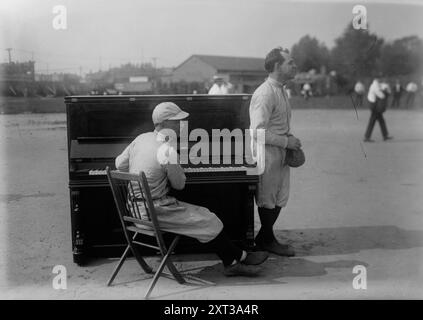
[88,169,107,175]
[183,166,250,173]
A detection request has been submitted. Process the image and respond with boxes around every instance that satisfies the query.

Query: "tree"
[380,36,423,76]
[330,24,384,80]
[291,35,330,72]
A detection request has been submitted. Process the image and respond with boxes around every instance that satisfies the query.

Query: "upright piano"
[65,94,258,265]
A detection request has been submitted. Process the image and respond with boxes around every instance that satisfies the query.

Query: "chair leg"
[107,245,130,286]
[144,236,185,299]
[131,246,154,274]
[144,251,172,299]
[130,233,153,274]
[164,236,185,284]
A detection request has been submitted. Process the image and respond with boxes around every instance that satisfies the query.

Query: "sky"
[0,0,422,74]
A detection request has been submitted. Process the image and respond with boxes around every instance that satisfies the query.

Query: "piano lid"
[65,94,252,141]
[64,94,251,103]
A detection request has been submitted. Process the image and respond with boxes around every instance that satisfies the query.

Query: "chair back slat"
[135,182,145,219]
[139,172,168,254]
[137,180,150,220]
[127,181,141,220]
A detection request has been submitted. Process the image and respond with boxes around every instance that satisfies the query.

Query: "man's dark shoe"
[383,136,393,141]
[256,240,295,257]
[223,263,262,277]
[241,251,269,265]
[363,138,374,142]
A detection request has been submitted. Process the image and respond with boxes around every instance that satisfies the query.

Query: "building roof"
[179,54,265,73]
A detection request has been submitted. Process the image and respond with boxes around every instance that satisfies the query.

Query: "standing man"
[249,47,301,256]
[405,81,418,108]
[354,80,366,107]
[301,82,312,100]
[364,76,393,142]
[208,75,233,94]
[391,79,403,108]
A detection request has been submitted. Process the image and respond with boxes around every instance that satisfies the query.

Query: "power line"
[151,57,158,69]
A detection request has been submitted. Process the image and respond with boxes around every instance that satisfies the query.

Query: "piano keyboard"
[89,169,107,175]
[87,166,252,175]
[183,166,249,173]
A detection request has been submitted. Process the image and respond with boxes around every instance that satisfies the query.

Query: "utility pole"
[5,48,12,63]
[151,57,158,94]
[151,57,157,69]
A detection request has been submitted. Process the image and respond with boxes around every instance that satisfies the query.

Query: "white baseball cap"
[152,102,189,125]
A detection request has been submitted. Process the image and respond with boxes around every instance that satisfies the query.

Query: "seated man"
[115,101,268,277]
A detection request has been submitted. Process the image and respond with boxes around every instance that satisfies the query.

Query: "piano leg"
[70,190,87,266]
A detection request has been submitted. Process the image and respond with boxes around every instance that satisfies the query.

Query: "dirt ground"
[0,108,422,299]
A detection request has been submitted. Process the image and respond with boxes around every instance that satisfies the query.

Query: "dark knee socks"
[206,230,243,267]
[256,206,281,244]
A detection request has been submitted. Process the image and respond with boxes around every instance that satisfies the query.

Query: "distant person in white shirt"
[405,81,418,108]
[354,80,366,107]
[301,82,312,100]
[364,77,393,142]
[208,76,233,95]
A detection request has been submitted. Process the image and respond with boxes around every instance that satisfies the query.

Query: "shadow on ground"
[137,257,369,299]
[278,225,423,257]
[93,225,423,289]
[189,257,368,286]
[182,225,423,285]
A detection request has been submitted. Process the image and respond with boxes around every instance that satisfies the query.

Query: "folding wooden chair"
[105,167,211,298]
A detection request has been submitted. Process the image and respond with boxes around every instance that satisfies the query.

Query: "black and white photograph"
[0,0,422,302]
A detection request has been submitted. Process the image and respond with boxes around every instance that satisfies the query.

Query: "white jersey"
[367,80,385,103]
[406,82,418,93]
[208,83,232,95]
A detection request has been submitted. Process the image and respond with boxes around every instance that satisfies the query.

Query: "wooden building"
[169,54,267,94]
